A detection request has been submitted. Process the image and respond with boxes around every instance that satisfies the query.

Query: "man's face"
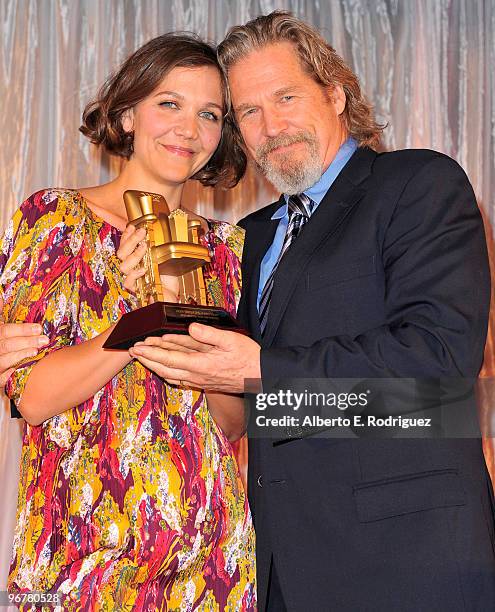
[228,42,348,194]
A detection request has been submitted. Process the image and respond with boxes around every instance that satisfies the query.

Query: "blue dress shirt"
[257,137,358,310]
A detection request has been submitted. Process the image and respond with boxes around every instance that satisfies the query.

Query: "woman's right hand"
[116,224,179,302]
[116,224,148,294]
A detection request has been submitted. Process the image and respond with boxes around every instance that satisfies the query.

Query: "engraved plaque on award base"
[103,190,245,350]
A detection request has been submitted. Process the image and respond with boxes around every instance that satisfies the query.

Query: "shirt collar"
[271,137,358,220]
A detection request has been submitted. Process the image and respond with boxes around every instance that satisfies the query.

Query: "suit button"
[286,425,303,438]
[257,475,263,487]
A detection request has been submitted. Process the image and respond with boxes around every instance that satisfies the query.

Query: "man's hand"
[0,297,48,386]
[129,323,261,393]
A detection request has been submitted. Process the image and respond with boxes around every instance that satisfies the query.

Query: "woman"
[1,34,255,610]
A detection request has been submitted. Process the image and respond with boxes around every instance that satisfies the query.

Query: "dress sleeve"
[0,190,83,407]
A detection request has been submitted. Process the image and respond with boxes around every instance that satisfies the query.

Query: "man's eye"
[199,111,219,122]
[241,108,257,119]
[159,101,179,109]
[281,95,294,102]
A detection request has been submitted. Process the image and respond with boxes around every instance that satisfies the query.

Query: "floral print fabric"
[1,189,256,611]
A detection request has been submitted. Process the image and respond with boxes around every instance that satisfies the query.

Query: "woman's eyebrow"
[154,90,223,111]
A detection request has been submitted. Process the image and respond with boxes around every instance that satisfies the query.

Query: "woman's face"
[123,64,224,186]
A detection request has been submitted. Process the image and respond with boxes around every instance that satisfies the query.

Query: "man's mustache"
[256,132,314,161]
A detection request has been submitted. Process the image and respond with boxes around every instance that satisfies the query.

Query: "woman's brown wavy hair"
[80,33,246,187]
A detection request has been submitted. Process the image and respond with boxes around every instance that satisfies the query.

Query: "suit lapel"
[263,147,377,346]
[241,198,282,342]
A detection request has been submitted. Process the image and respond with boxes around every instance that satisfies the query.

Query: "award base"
[103,301,247,350]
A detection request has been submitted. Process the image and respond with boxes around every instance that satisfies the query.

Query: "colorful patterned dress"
[1,189,256,611]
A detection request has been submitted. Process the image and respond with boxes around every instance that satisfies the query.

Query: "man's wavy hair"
[218,11,384,149]
[80,33,246,187]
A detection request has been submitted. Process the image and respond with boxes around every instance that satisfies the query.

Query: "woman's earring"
[125,131,134,156]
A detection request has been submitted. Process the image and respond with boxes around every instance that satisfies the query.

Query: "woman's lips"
[162,144,195,157]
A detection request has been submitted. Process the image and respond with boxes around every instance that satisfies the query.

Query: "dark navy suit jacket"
[238,147,495,611]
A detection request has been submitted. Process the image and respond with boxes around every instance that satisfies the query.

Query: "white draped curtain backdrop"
[0,0,494,586]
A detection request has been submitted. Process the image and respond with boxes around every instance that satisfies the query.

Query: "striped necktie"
[259,193,315,335]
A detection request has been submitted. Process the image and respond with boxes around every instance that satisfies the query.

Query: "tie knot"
[288,193,314,218]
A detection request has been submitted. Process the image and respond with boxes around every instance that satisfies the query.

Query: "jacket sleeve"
[260,156,490,382]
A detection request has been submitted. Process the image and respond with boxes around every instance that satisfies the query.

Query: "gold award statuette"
[103,190,245,350]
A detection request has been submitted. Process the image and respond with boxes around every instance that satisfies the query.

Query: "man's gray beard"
[255,132,322,195]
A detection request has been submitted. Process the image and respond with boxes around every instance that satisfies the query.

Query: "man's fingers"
[170,335,214,353]
[130,352,192,382]
[141,334,212,353]
[0,347,39,375]
[188,323,234,348]
[130,344,203,373]
[162,378,182,387]
[149,340,196,353]
[0,323,45,385]
[0,322,44,340]
[135,337,196,353]
[0,333,48,353]
[0,367,14,387]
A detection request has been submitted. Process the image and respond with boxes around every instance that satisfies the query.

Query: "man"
[2,11,494,611]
